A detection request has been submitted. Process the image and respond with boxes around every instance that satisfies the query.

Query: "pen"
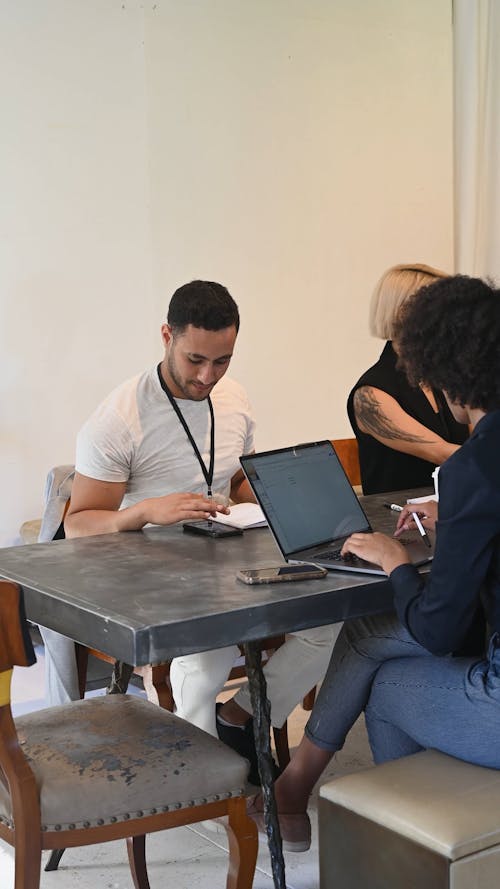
[383,503,403,512]
[412,511,432,548]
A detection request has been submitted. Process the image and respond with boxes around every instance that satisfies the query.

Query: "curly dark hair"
[393,274,500,411]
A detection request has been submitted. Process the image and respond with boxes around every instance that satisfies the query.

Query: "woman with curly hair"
[348,263,469,494]
[249,275,500,852]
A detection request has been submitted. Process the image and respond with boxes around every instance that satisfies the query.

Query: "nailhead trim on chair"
[1,698,251,833]
[3,787,246,832]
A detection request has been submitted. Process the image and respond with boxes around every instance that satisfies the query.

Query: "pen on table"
[412,511,432,548]
[383,502,403,512]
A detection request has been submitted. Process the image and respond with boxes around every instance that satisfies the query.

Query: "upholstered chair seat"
[0,695,248,832]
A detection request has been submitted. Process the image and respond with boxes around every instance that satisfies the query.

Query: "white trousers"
[41,623,341,734]
[39,626,81,705]
[170,623,341,736]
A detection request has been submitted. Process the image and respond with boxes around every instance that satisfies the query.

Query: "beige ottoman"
[319,749,500,889]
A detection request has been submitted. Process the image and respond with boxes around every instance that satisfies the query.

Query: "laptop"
[240,440,433,576]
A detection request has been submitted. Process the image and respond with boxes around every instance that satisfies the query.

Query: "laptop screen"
[240,441,371,557]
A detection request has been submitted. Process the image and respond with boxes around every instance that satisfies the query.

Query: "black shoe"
[215,703,280,786]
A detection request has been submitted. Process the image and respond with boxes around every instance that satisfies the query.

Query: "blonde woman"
[347,263,468,494]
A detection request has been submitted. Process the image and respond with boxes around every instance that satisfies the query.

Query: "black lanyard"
[157,364,215,497]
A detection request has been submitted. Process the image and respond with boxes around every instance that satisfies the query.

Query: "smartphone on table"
[183,520,243,538]
[237,564,327,584]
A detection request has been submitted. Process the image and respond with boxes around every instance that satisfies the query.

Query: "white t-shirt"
[76,367,256,508]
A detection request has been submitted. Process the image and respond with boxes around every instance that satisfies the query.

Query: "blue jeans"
[305,612,430,751]
[305,612,500,769]
[366,633,500,768]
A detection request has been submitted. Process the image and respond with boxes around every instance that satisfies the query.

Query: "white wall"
[1,0,453,545]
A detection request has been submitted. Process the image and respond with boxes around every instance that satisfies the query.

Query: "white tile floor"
[0,643,373,889]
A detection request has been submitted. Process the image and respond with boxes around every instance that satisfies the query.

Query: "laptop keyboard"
[315,549,360,563]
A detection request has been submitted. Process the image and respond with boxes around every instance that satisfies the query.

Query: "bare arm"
[65,472,228,538]
[229,466,255,504]
[353,386,461,465]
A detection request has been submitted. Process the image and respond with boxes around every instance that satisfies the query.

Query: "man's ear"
[161,323,173,348]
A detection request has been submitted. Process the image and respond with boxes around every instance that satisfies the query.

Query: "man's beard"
[167,353,208,401]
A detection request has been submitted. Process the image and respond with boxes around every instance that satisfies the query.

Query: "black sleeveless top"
[347,342,469,495]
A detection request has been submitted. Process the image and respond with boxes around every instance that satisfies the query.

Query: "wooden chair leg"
[126,835,151,889]
[74,643,90,699]
[13,804,42,889]
[273,723,290,770]
[302,687,316,711]
[225,798,258,889]
[15,828,42,889]
[140,664,175,710]
[16,853,41,889]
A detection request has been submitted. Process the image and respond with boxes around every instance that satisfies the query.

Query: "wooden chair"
[331,437,361,488]
[0,580,257,889]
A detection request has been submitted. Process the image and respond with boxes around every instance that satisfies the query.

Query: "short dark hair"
[394,274,500,412]
[167,280,240,335]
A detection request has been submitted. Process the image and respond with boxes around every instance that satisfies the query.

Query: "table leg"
[107,661,134,694]
[243,641,286,889]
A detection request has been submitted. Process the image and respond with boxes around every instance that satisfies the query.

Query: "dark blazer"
[391,411,500,656]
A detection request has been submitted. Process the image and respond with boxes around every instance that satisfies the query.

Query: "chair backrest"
[38,465,75,543]
[331,438,361,488]
[0,582,40,865]
[0,581,36,679]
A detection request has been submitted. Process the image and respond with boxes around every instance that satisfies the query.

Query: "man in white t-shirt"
[51,280,337,784]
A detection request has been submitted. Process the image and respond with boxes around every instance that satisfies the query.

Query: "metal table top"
[0,489,430,665]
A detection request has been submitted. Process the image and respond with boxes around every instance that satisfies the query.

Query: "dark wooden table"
[0,488,430,887]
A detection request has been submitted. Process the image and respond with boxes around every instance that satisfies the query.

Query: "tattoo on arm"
[353,388,433,444]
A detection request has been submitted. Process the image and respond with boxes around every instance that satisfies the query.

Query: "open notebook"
[214,502,267,530]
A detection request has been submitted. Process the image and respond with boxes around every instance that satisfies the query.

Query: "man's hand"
[142,492,230,526]
[394,500,438,537]
[65,472,230,538]
[341,531,410,575]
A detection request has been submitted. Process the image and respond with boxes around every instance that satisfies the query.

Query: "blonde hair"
[369,263,449,340]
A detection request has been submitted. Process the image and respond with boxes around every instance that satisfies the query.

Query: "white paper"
[407,494,438,504]
[214,502,267,529]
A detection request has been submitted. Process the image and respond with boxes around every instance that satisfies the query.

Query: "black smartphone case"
[182,521,243,538]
